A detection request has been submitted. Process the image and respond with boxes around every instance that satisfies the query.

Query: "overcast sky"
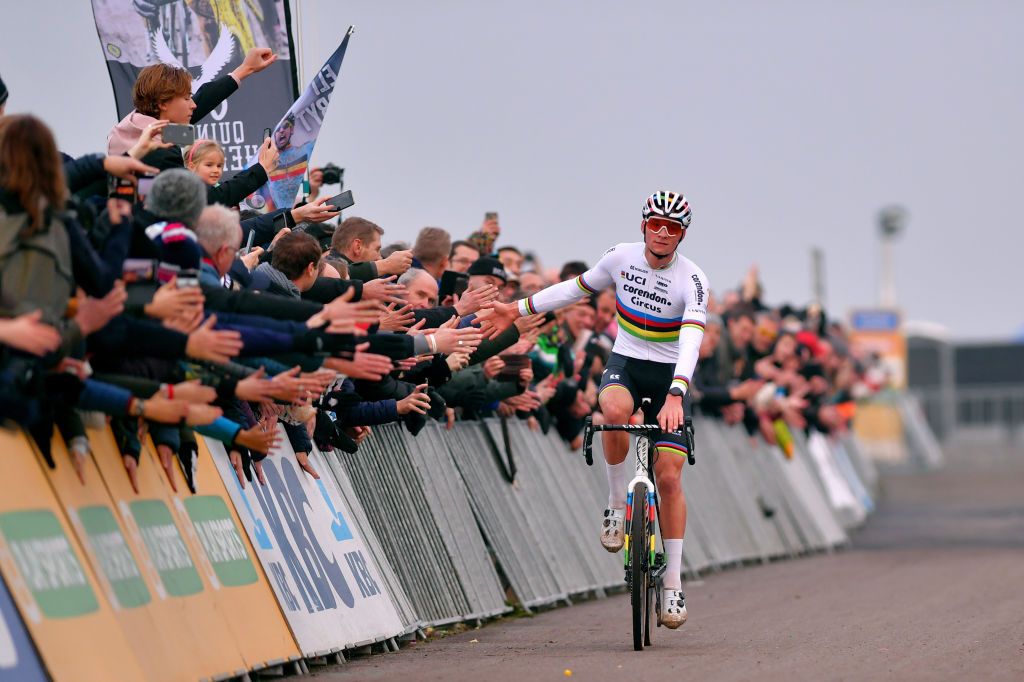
[2,1,1021,340]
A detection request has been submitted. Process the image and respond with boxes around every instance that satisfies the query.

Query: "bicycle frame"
[624,434,657,571]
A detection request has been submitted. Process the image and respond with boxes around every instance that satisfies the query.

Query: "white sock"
[606,459,629,509]
[663,539,684,590]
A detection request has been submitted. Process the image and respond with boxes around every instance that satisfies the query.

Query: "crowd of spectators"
[0,51,881,496]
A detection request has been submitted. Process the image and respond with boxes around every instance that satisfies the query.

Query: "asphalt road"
[316,451,1024,682]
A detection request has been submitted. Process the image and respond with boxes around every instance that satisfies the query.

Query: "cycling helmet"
[642,191,692,228]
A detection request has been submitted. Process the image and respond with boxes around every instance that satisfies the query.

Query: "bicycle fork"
[623,437,657,570]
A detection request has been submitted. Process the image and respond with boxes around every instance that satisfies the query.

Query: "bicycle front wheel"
[629,482,649,651]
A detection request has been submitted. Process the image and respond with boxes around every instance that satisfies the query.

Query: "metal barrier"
[2,404,915,680]
[333,424,509,626]
[898,393,945,470]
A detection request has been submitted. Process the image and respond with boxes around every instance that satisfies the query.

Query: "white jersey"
[517,242,709,395]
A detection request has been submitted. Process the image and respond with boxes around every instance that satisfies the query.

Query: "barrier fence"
[0,409,895,681]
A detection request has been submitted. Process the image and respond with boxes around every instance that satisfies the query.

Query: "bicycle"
[581,402,695,651]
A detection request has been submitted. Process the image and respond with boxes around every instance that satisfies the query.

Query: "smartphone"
[438,270,469,302]
[484,211,498,223]
[163,123,196,146]
[136,175,156,199]
[326,190,354,212]
[176,269,200,288]
[122,258,158,283]
[240,229,255,256]
[108,175,135,203]
[498,354,529,379]
[263,127,272,140]
[272,212,288,233]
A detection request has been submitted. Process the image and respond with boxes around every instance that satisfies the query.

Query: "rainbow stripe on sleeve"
[615,295,682,342]
[680,319,706,334]
[671,375,690,393]
[575,274,598,295]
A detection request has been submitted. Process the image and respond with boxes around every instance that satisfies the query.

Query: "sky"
[1,1,1021,341]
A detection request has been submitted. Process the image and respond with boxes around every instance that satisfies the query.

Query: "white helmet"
[642,191,692,228]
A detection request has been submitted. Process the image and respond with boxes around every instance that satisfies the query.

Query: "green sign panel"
[77,505,150,609]
[184,496,258,587]
[128,500,203,597]
[0,509,98,618]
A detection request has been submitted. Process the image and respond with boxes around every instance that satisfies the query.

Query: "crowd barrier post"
[0,428,148,681]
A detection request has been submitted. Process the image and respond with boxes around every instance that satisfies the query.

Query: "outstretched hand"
[475,301,520,340]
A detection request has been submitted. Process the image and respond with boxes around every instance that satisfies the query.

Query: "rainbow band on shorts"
[598,382,631,399]
[655,441,689,458]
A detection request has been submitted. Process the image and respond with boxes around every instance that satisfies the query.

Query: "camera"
[320,163,344,186]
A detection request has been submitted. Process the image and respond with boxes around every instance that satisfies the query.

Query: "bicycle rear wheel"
[629,482,649,651]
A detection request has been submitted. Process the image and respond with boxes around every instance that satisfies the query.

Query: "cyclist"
[480,191,709,629]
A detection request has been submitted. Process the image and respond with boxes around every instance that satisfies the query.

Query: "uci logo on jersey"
[621,270,646,286]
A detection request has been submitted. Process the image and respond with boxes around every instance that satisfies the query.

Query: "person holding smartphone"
[107,47,280,206]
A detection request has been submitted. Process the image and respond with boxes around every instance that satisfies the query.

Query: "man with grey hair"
[144,168,208,228]
[398,267,438,310]
[195,204,243,286]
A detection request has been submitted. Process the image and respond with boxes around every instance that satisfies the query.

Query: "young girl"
[184,139,226,186]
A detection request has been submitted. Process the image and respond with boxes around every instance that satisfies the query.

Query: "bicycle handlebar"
[581,416,696,466]
[589,423,665,433]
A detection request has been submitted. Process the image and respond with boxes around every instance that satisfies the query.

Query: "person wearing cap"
[467,256,508,290]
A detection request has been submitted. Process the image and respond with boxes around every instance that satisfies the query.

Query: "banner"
[207,432,405,655]
[40,431,194,682]
[0,573,46,682]
[0,428,147,681]
[90,0,298,178]
[246,28,353,211]
[86,428,249,679]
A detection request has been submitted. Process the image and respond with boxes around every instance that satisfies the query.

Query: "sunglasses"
[644,217,685,237]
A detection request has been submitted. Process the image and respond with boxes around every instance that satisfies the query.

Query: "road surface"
[316,451,1024,681]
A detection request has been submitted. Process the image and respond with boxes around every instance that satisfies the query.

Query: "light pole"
[878,206,907,308]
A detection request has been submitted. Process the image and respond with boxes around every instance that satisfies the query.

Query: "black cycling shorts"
[597,352,690,457]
